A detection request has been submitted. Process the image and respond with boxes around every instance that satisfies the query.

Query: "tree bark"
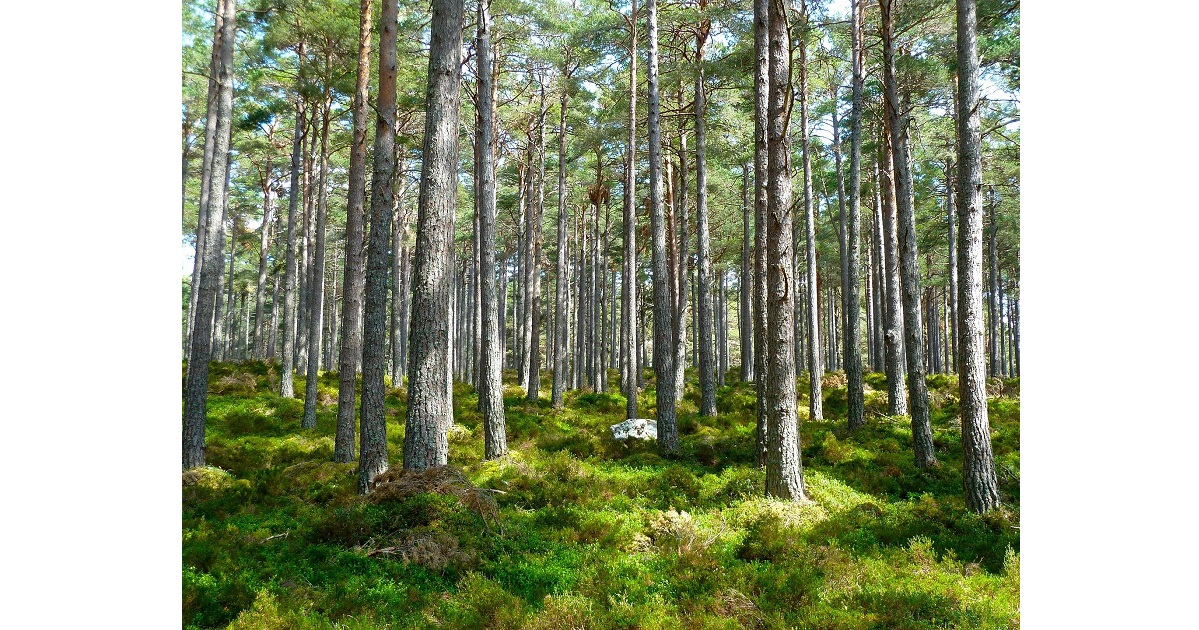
[879,146,907,415]
[753,0,771,467]
[357,0,399,491]
[302,89,332,430]
[673,132,689,405]
[402,0,462,473]
[694,17,716,418]
[740,164,754,382]
[797,12,822,422]
[621,0,639,420]
[946,155,959,373]
[647,0,677,452]
[880,0,935,467]
[764,0,805,500]
[476,0,506,457]
[183,0,236,469]
[333,0,374,462]
[552,110,569,406]
[253,160,274,360]
[956,0,1000,513]
[185,10,225,363]
[987,201,1001,377]
[844,0,866,429]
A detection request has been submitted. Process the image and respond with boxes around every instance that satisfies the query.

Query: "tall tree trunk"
[798,12,822,422]
[865,225,875,372]
[302,89,332,430]
[880,147,907,415]
[753,0,771,467]
[280,57,307,398]
[183,0,236,469]
[218,196,236,362]
[831,95,847,379]
[269,263,280,361]
[297,112,316,374]
[955,0,1000,513]
[358,0,399,491]
[880,0,935,467]
[987,202,1001,377]
[476,0,506,458]
[764,0,805,499]
[647,0,678,453]
[872,204,886,372]
[621,0,639,420]
[333,0,375,462]
[740,164,754,382]
[946,155,959,373]
[844,0,866,429]
[185,11,225,362]
[254,164,274,359]
[673,132,689,405]
[1012,294,1020,376]
[694,17,716,418]
[402,0,462,473]
[553,84,570,408]
[527,90,548,402]
[390,206,405,384]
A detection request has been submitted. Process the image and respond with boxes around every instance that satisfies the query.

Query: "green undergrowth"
[184,361,1020,629]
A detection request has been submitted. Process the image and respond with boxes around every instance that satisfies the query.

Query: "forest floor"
[184,361,1020,629]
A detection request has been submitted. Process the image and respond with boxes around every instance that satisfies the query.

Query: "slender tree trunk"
[753,0,771,467]
[183,0,236,469]
[740,164,754,382]
[298,112,316,374]
[673,132,690,405]
[880,0,935,467]
[185,12,225,363]
[553,85,570,408]
[390,207,405,384]
[332,0,374,461]
[269,264,280,361]
[358,0,399,491]
[872,205,886,372]
[880,145,907,415]
[527,90,548,402]
[716,275,723,383]
[694,18,715,417]
[798,15,822,422]
[621,0,639,419]
[498,255,508,373]
[218,197,235,362]
[302,89,332,430]
[402,0,462,473]
[987,202,1001,377]
[647,0,678,453]
[764,0,805,499]
[1012,294,1020,376]
[475,0,506,457]
[955,0,1000,512]
[281,65,306,398]
[865,228,875,372]
[844,0,866,429]
[946,156,959,373]
[831,95,847,379]
[254,165,274,359]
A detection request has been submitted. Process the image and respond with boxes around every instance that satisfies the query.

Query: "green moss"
[184,361,1019,628]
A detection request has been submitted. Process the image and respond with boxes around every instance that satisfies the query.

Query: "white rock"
[611,417,657,441]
